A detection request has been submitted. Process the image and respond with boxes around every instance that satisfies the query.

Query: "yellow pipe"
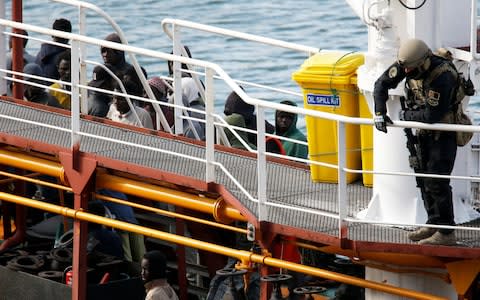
[94,193,247,234]
[0,148,66,184]
[0,191,448,300]
[0,148,245,223]
[0,170,72,192]
[97,174,246,223]
[0,172,41,184]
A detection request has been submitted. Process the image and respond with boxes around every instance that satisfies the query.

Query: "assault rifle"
[399,96,424,188]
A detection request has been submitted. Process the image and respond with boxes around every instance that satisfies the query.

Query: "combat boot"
[418,231,456,246]
[407,227,436,241]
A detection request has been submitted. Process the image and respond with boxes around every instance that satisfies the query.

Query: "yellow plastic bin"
[292,52,364,183]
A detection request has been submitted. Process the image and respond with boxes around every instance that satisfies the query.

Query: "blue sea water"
[5,0,480,126]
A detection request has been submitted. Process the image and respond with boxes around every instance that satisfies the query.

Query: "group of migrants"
[7,18,309,161]
[5,18,313,300]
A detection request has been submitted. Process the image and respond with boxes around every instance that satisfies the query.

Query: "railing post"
[172,24,184,135]
[205,67,215,182]
[78,6,88,114]
[337,120,348,245]
[256,106,268,221]
[0,1,6,95]
[71,40,81,170]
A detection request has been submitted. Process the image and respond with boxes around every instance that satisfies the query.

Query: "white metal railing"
[1,16,480,241]
[53,0,172,133]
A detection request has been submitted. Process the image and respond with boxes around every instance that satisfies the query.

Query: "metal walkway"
[1,99,479,254]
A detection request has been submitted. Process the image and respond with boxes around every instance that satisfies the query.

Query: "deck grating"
[0,100,479,249]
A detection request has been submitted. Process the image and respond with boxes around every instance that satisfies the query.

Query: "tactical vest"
[406,55,475,146]
[405,55,473,123]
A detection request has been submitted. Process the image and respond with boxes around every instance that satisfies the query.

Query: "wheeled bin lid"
[292,51,364,86]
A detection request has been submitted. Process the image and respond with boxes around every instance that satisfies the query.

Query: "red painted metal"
[0,165,12,239]
[0,170,26,251]
[59,152,97,300]
[175,207,188,300]
[11,0,23,99]
[0,0,27,253]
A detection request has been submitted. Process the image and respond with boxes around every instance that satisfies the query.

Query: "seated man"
[49,50,71,110]
[23,63,62,108]
[275,100,308,159]
[35,18,72,79]
[97,189,145,263]
[141,250,178,300]
[145,76,174,131]
[87,200,123,259]
[88,65,114,117]
[224,89,274,147]
[106,80,154,129]
[6,29,36,96]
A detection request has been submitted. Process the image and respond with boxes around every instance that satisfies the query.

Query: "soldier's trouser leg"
[420,133,457,234]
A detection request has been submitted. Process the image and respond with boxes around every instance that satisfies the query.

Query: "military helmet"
[397,39,432,69]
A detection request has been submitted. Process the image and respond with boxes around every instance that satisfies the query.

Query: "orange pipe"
[0,148,244,223]
[0,191,448,300]
[0,172,41,184]
[0,170,72,192]
[97,173,246,223]
[0,148,66,184]
[94,193,247,234]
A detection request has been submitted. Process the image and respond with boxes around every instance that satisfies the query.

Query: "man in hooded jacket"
[223,89,274,147]
[101,33,133,85]
[275,100,308,159]
[35,18,71,79]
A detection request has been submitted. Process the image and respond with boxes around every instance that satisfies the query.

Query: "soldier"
[373,39,458,246]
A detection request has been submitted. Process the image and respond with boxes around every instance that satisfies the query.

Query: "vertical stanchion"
[173,25,184,135]
[205,67,215,183]
[337,121,348,244]
[0,1,6,95]
[70,40,81,170]
[78,7,88,114]
[257,106,268,221]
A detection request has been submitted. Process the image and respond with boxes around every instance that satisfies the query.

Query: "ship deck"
[1,98,479,259]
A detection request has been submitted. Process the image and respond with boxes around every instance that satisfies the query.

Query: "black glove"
[374,113,392,133]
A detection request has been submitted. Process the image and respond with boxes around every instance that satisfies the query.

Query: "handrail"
[2,19,480,134]
[52,0,172,133]
[161,18,320,56]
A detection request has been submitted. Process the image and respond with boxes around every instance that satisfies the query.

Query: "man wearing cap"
[88,65,114,117]
[35,18,72,79]
[373,39,458,246]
